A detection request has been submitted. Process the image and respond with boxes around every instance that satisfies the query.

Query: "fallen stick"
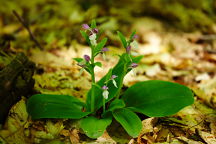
[12,10,43,50]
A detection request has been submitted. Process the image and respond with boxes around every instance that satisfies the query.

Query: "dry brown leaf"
[69,129,80,144]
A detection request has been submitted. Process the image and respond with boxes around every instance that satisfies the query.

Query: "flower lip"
[102,85,108,90]
[131,63,138,68]
[84,55,90,62]
[82,24,90,30]
[102,90,109,99]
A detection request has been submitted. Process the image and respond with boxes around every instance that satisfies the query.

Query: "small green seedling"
[27,20,194,139]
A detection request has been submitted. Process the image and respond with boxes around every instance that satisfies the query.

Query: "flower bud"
[111,75,117,79]
[126,45,131,53]
[101,47,109,52]
[84,55,90,62]
[102,85,108,90]
[133,34,139,40]
[131,63,138,68]
[82,24,90,30]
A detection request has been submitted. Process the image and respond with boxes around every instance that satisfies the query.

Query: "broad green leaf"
[91,19,97,29]
[94,62,102,67]
[117,31,127,48]
[86,54,143,111]
[113,108,142,138]
[122,80,194,117]
[27,94,90,119]
[80,116,112,139]
[80,30,91,45]
[107,99,125,112]
[94,38,107,56]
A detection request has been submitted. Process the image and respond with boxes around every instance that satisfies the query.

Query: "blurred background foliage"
[1,0,216,51]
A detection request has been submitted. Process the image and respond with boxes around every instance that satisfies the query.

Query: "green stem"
[90,47,96,112]
[91,75,95,112]
[103,98,105,114]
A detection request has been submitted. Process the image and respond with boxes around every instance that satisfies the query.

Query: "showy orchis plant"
[27,20,194,139]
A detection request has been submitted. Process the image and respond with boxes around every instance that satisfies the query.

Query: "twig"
[12,10,43,50]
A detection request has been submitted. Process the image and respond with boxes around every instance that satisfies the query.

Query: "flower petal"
[103,90,109,99]
[112,79,118,88]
